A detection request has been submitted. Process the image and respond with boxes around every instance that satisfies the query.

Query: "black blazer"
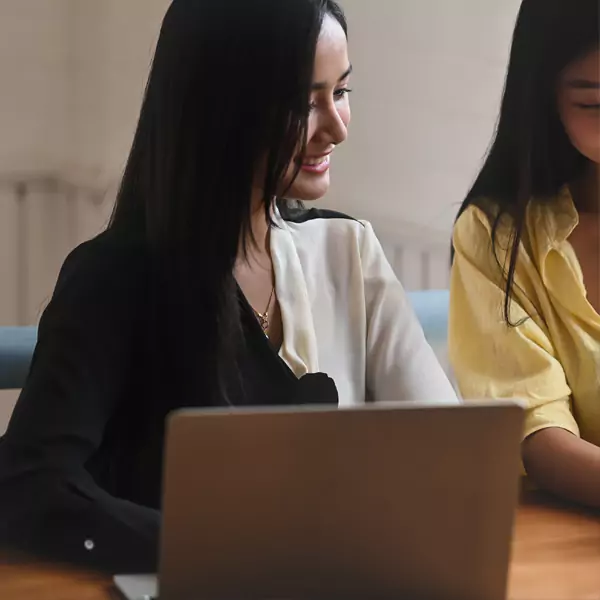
[0,226,337,574]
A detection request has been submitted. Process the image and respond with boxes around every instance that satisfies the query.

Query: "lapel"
[270,208,320,377]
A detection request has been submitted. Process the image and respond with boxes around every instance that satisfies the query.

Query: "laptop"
[115,401,524,600]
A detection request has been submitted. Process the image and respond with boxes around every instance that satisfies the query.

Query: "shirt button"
[84,539,95,551]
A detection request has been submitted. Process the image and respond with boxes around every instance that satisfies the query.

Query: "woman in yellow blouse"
[450,0,600,507]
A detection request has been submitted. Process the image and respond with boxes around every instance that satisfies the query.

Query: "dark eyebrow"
[567,79,600,89]
[312,64,353,91]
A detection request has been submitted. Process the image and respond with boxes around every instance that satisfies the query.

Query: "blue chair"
[0,327,37,390]
[407,289,449,345]
[0,291,450,391]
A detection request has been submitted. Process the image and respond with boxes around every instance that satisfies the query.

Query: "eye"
[334,87,353,100]
[575,103,600,110]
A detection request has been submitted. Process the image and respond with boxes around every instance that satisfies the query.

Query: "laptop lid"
[159,401,524,600]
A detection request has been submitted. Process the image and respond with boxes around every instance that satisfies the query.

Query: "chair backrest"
[407,289,452,380]
[0,327,38,390]
[0,291,450,391]
[407,290,449,344]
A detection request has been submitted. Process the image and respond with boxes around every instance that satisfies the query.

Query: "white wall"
[0,0,523,321]
[62,0,521,289]
[66,0,170,243]
[0,0,524,320]
[62,0,521,287]
[0,0,72,427]
[0,0,521,430]
[327,0,520,233]
[0,0,70,173]
[61,0,521,236]
[0,0,523,325]
[0,1,168,327]
[67,0,169,183]
[0,0,70,325]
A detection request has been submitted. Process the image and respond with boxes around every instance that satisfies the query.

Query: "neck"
[571,162,600,214]
[250,203,272,255]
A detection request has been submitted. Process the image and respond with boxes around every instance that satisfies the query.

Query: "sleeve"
[0,235,160,574]
[360,222,459,404]
[449,206,579,440]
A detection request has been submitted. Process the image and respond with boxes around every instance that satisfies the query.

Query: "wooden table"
[508,490,600,599]
[2,490,599,600]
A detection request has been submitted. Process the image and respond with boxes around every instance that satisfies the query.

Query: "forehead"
[313,15,349,80]
[561,48,600,85]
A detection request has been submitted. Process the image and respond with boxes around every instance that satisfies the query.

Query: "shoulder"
[277,201,370,247]
[454,196,563,267]
[452,203,520,297]
[452,200,554,315]
[453,203,496,246]
[453,201,522,264]
[279,201,362,228]
[54,225,149,302]
[278,203,396,286]
[35,225,150,336]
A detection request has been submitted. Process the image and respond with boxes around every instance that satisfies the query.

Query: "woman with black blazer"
[0,0,456,574]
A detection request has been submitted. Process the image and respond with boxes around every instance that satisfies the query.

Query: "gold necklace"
[254,285,275,336]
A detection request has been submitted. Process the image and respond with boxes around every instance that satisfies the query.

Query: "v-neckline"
[557,238,600,327]
[235,205,321,379]
[238,286,340,408]
[238,288,296,380]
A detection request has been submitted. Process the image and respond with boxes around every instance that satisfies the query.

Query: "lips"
[303,155,329,166]
[300,153,331,174]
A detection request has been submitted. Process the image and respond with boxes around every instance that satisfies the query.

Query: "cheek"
[562,109,600,163]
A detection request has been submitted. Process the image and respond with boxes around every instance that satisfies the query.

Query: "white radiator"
[0,175,451,325]
[371,219,451,291]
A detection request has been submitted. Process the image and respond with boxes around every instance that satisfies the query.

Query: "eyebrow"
[312,65,353,91]
[567,79,600,89]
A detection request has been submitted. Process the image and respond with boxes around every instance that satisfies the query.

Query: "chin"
[286,172,331,202]
[573,142,600,165]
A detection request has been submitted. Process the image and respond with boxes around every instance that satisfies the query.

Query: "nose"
[316,102,349,147]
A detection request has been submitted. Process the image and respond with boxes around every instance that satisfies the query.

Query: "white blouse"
[272,204,458,405]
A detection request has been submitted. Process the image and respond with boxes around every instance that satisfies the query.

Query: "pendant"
[256,311,269,336]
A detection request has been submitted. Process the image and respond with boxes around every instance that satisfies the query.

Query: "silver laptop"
[115,401,524,600]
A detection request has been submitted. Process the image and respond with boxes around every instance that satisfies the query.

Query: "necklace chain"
[253,285,275,336]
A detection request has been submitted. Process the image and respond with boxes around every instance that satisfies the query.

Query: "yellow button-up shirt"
[450,188,600,447]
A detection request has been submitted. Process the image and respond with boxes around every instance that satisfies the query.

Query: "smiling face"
[284,14,352,201]
[558,47,600,165]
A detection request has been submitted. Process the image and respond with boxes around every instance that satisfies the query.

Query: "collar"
[270,207,320,377]
[530,185,579,255]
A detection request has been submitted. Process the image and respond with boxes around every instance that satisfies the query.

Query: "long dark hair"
[110,0,347,406]
[454,0,599,324]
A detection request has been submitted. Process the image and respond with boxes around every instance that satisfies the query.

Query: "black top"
[0,221,338,574]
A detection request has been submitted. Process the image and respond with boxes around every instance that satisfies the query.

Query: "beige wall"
[67,0,169,182]
[0,1,167,326]
[0,0,520,430]
[0,1,168,428]
[0,0,522,325]
[0,0,70,173]
[0,0,70,325]
[0,0,522,312]
[328,0,520,232]
[62,0,520,234]
[61,0,520,255]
